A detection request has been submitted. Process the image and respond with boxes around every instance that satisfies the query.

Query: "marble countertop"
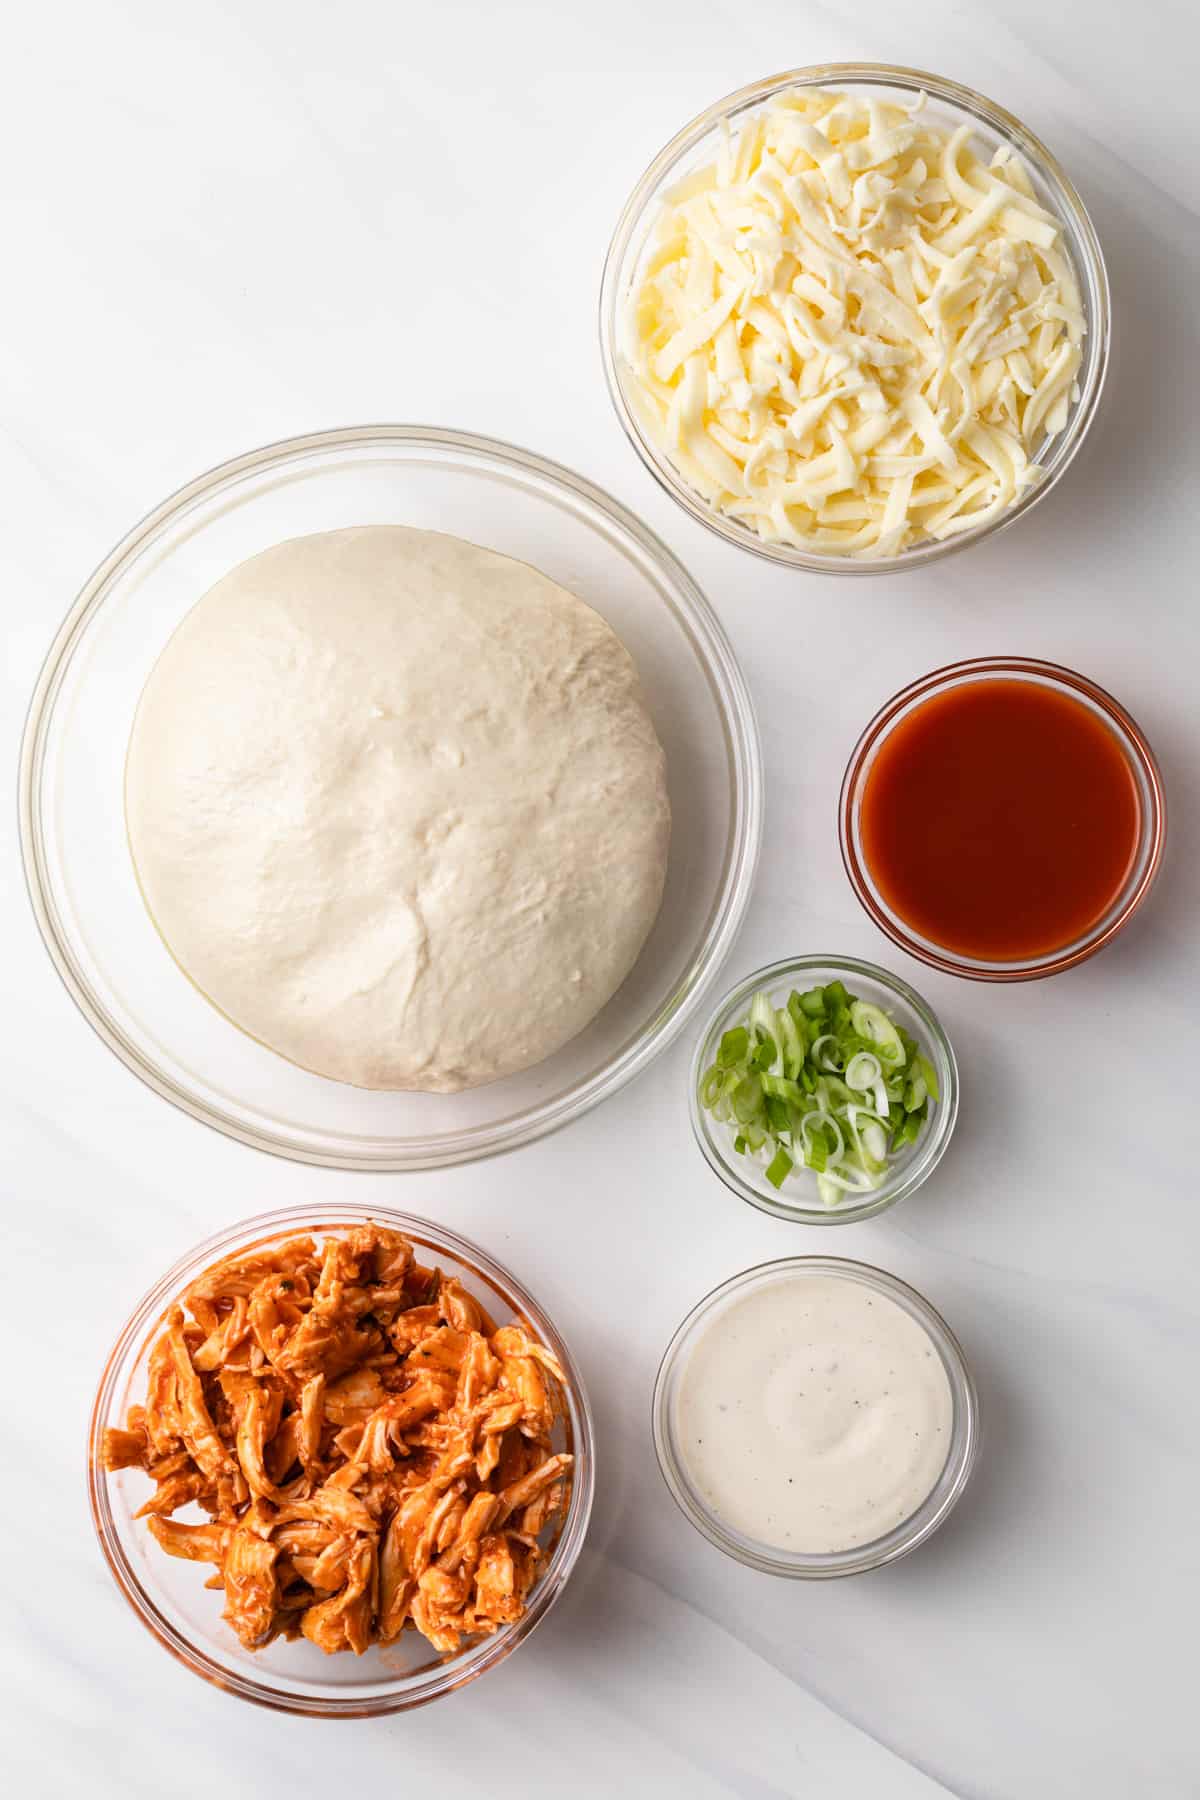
[3,2,1197,1795]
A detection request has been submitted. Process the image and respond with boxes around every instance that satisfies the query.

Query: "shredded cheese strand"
[624,88,1086,558]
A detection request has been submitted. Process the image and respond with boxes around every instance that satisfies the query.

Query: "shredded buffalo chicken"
[102,1225,573,1655]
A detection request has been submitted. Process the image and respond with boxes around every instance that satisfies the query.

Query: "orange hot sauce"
[859,679,1141,962]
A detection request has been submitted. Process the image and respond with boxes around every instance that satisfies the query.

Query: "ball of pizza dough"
[126,526,670,1091]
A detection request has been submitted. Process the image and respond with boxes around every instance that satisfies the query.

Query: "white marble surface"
[2,2,1198,1794]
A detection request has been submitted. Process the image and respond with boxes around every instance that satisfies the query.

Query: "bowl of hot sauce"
[840,658,1165,980]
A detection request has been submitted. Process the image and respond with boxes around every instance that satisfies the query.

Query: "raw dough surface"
[125,526,671,1090]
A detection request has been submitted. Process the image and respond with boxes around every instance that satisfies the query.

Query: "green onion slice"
[700,980,938,1210]
[765,1146,794,1188]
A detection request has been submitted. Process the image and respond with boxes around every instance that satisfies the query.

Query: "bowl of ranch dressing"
[653,1257,978,1576]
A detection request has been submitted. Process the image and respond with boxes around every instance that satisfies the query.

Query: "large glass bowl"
[653,1257,978,1577]
[689,956,958,1224]
[601,64,1110,575]
[88,1204,595,1717]
[20,425,762,1168]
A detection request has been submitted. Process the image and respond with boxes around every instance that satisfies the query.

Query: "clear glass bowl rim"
[688,954,959,1223]
[87,1202,596,1716]
[652,1254,979,1577]
[599,62,1111,575]
[839,655,1167,980]
[19,423,764,1170]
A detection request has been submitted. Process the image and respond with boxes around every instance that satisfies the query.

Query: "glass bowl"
[20,425,762,1169]
[653,1256,978,1577]
[88,1203,595,1716]
[840,657,1166,980]
[690,956,958,1223]
[600,63,1110,575]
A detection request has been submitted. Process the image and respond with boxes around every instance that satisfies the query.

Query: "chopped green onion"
[849,1001,905,1068]
[844,1051,882,1092]
[764,1093,791,1135]
[700,1068,725,1109]
[862,1120,888,1163]
[731,1075,763,1123]
[905,1071,928,1112]
[748,992,782,1070]
[765,1146,794,1188]
[891,1104,927,1150]
[777,1006,805,1079]
[699,978,939,1209]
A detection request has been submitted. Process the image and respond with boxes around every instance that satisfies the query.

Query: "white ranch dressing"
[676,1271,953,1554]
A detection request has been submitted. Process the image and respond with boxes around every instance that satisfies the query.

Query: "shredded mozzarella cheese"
[624,89,1086,558]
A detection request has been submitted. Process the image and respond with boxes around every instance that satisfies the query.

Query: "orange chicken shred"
[102,1224,572,1657]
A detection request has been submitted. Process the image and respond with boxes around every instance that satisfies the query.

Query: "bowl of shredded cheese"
[601,65,1109,570]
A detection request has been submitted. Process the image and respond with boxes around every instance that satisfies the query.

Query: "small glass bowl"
[653,1257,979,1577]
[600,64,1110,575]
[20,425,762,1169]
[689,956,957,1224]
[88,1204,594,1717]
[840,657,1167,981]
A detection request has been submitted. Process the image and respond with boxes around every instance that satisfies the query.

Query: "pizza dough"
[125,526,671,1091]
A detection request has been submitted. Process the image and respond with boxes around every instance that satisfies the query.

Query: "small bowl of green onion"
[690,956,958,1224]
